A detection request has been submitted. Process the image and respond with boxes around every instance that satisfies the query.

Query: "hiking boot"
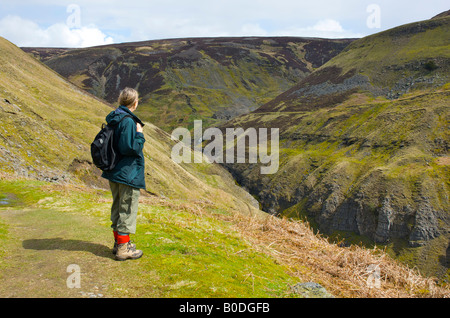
[115,241,143,261]
[112,241,136,255]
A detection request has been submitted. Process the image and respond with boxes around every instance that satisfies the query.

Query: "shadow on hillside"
[22,238,113,259]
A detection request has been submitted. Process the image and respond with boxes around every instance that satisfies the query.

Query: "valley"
[21,14,450,279]
[0,10,448,297]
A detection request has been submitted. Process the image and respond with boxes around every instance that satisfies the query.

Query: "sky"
[0,0,448,48]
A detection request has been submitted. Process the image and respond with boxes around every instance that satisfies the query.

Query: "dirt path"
[0,206,144,298]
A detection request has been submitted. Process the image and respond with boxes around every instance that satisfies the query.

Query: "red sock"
[113,231,118,242]
[116,233,130,244]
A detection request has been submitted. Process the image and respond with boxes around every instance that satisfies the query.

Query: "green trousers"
[109,181,140,234]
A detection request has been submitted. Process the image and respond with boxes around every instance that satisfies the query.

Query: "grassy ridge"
[325,16,450,89]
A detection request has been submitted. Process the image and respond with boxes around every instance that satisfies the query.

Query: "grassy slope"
[0,36,259,215]
[257,16,450,113]
[322,16,450,89]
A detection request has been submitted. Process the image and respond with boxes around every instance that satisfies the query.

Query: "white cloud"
[312,19,344,33]
[4,0,446,47]
[0,0,449,48]
[234,19,361,39]
[269,19,363,39]
[0,15,114,47]
[240,23,268,36]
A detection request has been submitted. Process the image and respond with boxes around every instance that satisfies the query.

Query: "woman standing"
[102,87,146,261]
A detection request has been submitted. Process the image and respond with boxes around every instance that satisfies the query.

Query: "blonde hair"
[118,87,139,107]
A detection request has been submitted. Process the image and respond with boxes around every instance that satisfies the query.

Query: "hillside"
[0,35,259,214]
[256,15,449,113]
[220,15,450,278]
[3,34,449,298]
[22,37,354,132]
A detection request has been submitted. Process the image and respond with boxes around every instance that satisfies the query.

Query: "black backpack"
[91,115,132,171]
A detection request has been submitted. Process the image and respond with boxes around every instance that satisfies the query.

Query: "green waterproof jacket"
[101,105,146,189]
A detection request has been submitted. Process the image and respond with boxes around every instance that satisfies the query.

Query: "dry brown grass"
[138,194,450,298]
[226,210,450,298]
[436,156,450,166]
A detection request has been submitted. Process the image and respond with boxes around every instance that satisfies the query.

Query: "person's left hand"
[136,123,143,133]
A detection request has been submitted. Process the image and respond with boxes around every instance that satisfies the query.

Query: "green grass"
[0,179,49,207]
[0,219,7,265]
[319,16,449,88]
[136,205,295,297]
[0,178,299,298]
